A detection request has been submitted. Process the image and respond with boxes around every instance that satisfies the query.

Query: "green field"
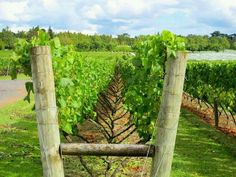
[0,46,236,176]
[0,50,124,60]
[0,50,13,76]
[0,50,13,58]
[0,98,42,177]
[79,51,125,59]
[0,98,235,177]
[0,74,30,80]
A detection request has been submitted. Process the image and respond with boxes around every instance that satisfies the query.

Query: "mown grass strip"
[0,99,235,176]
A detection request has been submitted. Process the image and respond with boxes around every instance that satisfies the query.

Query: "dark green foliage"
[185,34,230,51]
[26,26,41,41]
[185,60,236,113]
[0,27,16,49]
[59,32,120,51]
[0,27,235,52]
[47,26,54,39]
[0,39,5,50]
[0,50,13,76]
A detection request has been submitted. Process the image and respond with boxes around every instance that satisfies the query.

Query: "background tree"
[0,26,234,52]
[211,31,222,37]
[209,37,221,51]
[232,41,236,50]
[220,37,230,50]
[26,26,40,41]
[0,27,16,49]
[47,27,54,39]
[117,33,133,46]
[15,31,27,39]
[0,39,5,50]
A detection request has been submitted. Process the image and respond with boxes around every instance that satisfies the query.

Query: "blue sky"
[0,0,235,36]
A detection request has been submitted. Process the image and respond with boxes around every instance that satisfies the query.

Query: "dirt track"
[0,80,28,108]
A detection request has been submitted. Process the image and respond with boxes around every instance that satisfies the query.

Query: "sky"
[0,0,235,36]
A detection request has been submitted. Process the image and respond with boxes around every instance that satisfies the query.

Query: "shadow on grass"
[1,103,236,177]
[171,109,236,177]
[0,117,42,177]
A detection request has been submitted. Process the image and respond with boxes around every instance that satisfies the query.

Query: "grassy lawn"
[0,50,13,77]
[0,98,235,176]
[0,98,42,177]
[172,110,236,177]
[0,74,31,80]
[0,50,13,58]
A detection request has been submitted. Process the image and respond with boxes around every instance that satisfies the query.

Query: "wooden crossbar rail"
[60,143,155,157]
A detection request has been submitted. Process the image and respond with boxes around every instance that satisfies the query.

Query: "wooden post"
[213,98,219,127]
[151,52,187,177]
[31,46,64,177]
[60,143,155,157]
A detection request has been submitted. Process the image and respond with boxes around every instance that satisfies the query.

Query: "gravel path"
[0,80,28,108]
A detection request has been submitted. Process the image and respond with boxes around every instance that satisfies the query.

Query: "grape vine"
[11,30,116,134]
[120,30,185,140]
[184,60,236,126]
[12,30,187,140]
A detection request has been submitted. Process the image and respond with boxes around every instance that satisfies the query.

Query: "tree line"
[185,31,236,51]
[0,26,235,52]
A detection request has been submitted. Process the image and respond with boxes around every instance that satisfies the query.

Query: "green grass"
[0,98,235,176]
[0,50,14,77]
[0,97,42,177]
[0,50,13,59]
[172,109,236,177]
[0,74,31,80]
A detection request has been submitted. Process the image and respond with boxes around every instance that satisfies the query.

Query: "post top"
[31,46,51,55]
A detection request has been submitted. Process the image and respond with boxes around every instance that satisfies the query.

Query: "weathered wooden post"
[31,46,64,177]
[151,52,187,177]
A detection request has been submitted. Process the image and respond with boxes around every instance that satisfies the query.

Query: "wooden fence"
[31,46,187,177]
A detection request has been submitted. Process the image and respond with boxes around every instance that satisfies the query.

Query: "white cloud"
[205,0,236,25]
[42,0,60,10]
[0,0,235,35]
[0,1,33,22]
[106,0,150,16]
[8,24,31,32]
[81,24,100,35]
[83,4,104,19]
[156,0,178,5]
